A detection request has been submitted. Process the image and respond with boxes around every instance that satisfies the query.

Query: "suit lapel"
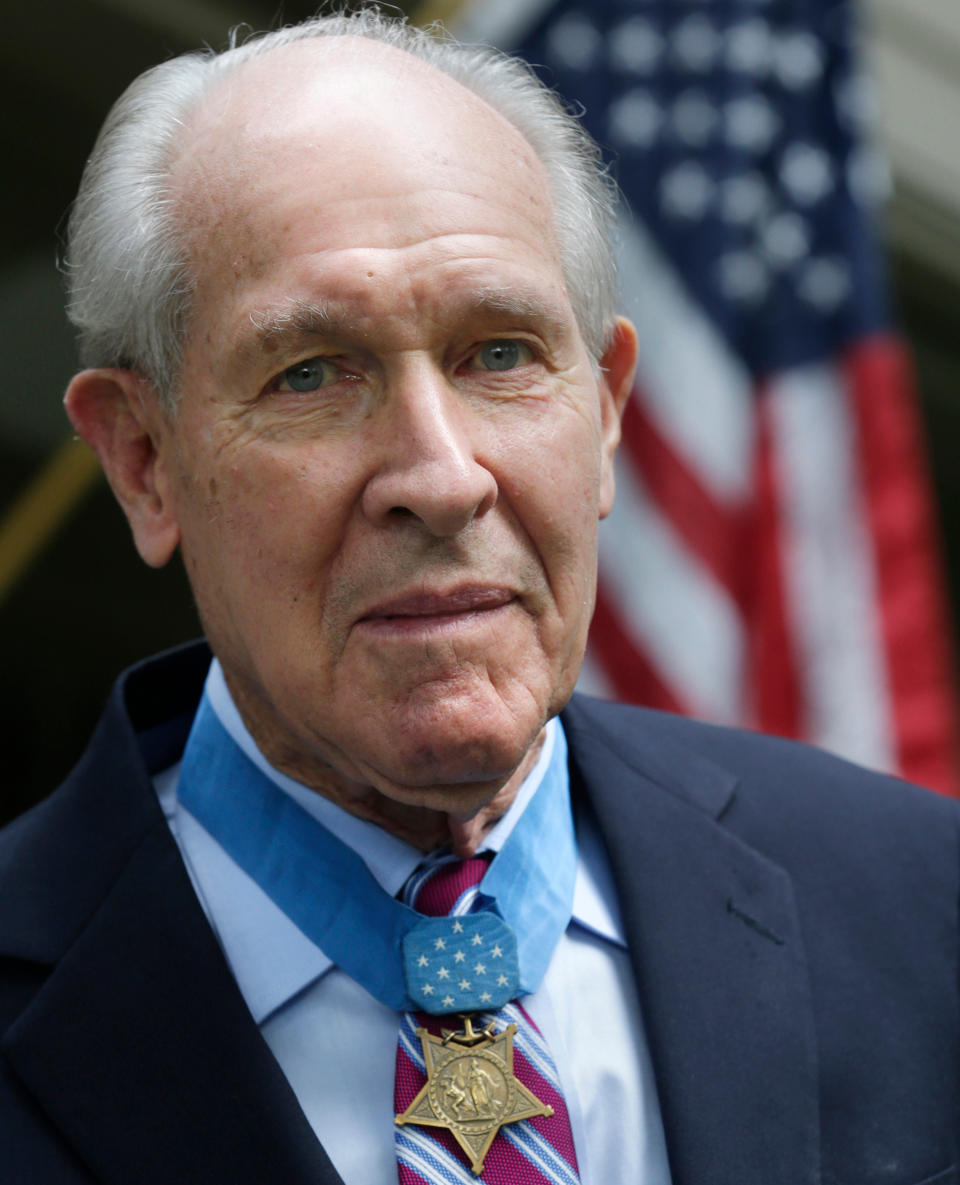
[1,643,344,1185]
[3,820,344,1185]
[563,699,820,1185]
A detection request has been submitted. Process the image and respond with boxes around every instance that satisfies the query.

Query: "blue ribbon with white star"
[402,912,519,1012]
[176,692,576,1014]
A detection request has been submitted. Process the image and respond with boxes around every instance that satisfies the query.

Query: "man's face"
[125,43,633,814]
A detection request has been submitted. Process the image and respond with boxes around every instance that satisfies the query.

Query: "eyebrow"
[244,302,342,356]
[470,285,569,328]
[239,285,572,361]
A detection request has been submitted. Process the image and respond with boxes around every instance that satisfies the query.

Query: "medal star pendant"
[395,1016,554,1175]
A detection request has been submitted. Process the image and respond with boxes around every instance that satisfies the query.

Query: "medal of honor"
[395,1016,554,1176]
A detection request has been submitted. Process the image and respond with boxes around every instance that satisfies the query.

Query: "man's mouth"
[356,586,516,633]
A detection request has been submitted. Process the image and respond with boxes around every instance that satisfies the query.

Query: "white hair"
[64,6,618,408]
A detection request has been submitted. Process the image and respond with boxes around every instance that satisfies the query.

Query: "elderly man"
[1,9,958,1185]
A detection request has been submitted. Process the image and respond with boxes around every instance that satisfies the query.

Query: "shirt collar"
[205,660,423,897]
[160,659,625,1024]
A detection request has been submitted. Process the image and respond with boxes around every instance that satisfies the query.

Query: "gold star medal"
[395,1016,554,1176]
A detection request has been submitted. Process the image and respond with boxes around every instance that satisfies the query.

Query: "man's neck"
[210,659,547,856]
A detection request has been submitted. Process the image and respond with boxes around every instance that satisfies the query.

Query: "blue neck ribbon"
[176,693,577,1014]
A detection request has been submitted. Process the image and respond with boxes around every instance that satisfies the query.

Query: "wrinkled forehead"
[169,36,560,274]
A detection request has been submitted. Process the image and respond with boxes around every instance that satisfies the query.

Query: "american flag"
[450,0,960,794]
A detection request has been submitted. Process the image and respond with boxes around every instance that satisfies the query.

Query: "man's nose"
[361,363,498,537]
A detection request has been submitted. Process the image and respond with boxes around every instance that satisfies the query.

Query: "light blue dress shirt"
[155,659,672,1184]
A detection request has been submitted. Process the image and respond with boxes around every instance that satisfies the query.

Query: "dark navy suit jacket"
[2,641,958,1184]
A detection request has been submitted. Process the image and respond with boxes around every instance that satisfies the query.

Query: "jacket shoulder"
[562,693,960,876]
[0,642,209,963]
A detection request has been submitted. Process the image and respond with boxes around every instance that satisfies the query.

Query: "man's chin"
[348,673,540,766]
[358,743,527,813]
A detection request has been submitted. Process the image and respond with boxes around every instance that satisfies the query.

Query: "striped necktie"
[394,855,582,1183]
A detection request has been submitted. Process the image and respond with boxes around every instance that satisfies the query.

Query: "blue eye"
[280,357,337,392]
[472,340,532,372]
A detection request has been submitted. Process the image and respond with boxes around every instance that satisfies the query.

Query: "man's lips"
[357,586,516,627]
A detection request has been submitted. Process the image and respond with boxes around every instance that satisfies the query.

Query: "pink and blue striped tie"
[394,855,582,1183]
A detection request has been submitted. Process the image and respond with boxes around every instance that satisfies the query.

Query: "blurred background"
[2,0,959,822]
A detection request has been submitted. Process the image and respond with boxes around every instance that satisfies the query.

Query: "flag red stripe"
[619,391,749,613]
[844,339,960,796]
[745,391,805,741]
[590,582,688,714]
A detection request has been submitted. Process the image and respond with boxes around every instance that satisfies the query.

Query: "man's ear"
[596,316,638,519]
[64,369,181,567]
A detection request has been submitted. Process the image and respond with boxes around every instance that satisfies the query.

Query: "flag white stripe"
[600,457,746,722]
[617,211,756,503]
[575,647,616,699]
[767,365,894,770]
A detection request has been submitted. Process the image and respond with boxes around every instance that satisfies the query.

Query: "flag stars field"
[509,0,958,799]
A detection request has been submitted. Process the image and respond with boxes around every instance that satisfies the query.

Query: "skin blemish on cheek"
[209,476,218,497]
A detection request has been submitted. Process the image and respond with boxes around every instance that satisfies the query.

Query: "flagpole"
[411,0,472,27]
[0,438,101,609]
[0,1,477,616]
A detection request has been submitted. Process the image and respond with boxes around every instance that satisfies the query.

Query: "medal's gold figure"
[395,1016,554,1175]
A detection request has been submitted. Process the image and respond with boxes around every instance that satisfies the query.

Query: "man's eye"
[468,340,534,372]
[277,357,339,392]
